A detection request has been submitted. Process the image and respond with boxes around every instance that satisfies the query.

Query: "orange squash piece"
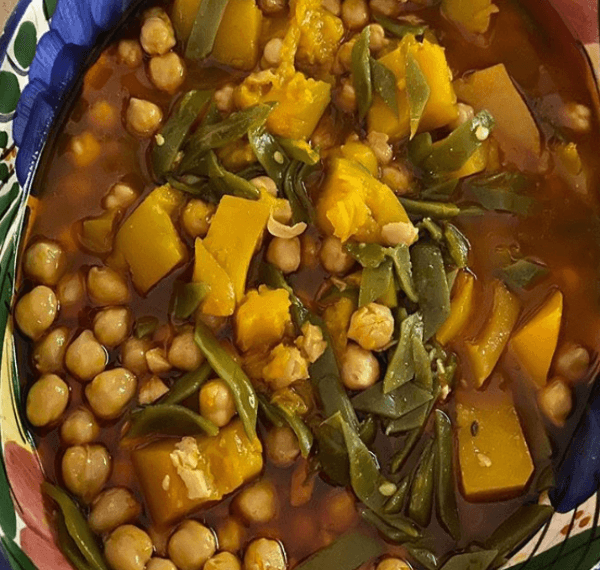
[436,271,475,345]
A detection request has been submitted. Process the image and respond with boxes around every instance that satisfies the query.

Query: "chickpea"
[554,342,590,382]
[146,347,172,375]
[217,518,246,553]
[322,0,341,15]
[88,488,141,535]
[334,40,354,74]
[126,98,163,137]
[449,102,475,130]
[15,286,58,340]
[205,552,242,570]
[62,444,111,502]
[87,266,130,306]
[244,539,286,570]
[235,480,278,524]
[168,520,216,570]
[258,0,286,14]
[118,39,143,68]
[105,525,153,570]
[368,23,386,52]
[336,80,357,114]
[341,343,380,390]
[561,102,592,133]
[140,15,176,56]
[382,165,412,195]
[199,379,236,427]
[94,307,132,348]
[24,240,66,286]
[121,337,151,376]
[348,303,394,351]
[319,236,354,274]
[301,233,320,269]
[267,237,301,274]
[181,199,215,238]
[149,53,186,93]
[265,426,300,467]
[139,376,169,405]
[86,368,137,419]
[290,458,315,507]
[214,84,235,114]
[61,408,100,445]
[89,100,118,130]
[263,38,283,67]
[369,0,399,17]
[341,0,369,29]
[168,330,204,371]
[367,131,392,165]
[538,377,573,426]
[26,374,69,427]
[33,327,69,374]
[57,271,86,307]
[65,330,107,381]
[146,559,177,570]
[377,559,411,570]
[321,489,357,533]
[103,182,139,211]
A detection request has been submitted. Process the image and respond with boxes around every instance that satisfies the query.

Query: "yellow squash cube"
[441,0,499,34]
[340,142,379,177]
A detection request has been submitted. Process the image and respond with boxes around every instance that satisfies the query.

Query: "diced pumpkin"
[453,64,541,171]
[172,0,201,41]
[235,286,292,352]
[204,196,270,303]
[113,185,187,294]
[323,296,356,361]
[441,0,499,34]
[212,0,262,70]
[456,386,534,501]
[449,141,489,179]
[555,142,583,175]
[193,239,236,317]
[510,290,563,389]
[317,158,416,244]
[368,35,458,141]
[436,271,475,345]
[132,420,263,526]
[340,142,379,177]
[296,3,344,72]
[234,70,331,139]
[464,280,520,387]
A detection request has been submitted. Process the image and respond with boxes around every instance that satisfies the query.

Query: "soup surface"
[13,0,600,569]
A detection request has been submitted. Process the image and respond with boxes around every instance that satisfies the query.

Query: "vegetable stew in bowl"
[13,0,600,569]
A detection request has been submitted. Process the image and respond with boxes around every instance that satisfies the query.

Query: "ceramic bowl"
[0,0,599,568]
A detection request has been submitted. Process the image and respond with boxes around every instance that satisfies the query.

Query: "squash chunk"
[436,271,475,345]
[441,0,499,34]
[204,196,270,303]
[172,0,201,41]
[296,4,344,72]
[368,35,458,141]
[235,286,292,352]
[340,142,379,177]
[113,185,186,294]
[465,280,520,387]
[454,64,541,171]
[132,420,263,526]
[234,70,331,139]
[212,0,262,70]
[456,387,534,501]
[317,158,416,244]
[510,290,563,389]
[193,239,236,317]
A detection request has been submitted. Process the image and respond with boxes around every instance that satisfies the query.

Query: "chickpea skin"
[267,237,302,274]
[118,39,143,68]
[121,337,151,376]
[199,379,236,427]
[341,0,369,29]
[103,182,139,211]
[62,444,111,503]
[146,559,177,570]
[348,303,394,351]
[24,240,66,286]
[26,374,69,427]
[140,15,176,56]
[554,342,590,382]
[319,236,354,274]
[168,520,217,570]
[86,368,137,420]
[235,480,278,524]
[61,408,100,445]
[33,327,69,374]
[126,98,163,138]
[94,307,132,348]
[15,286,58,340]
[205,552,242,570]
[104,525,153,570]
[57,271,86,307]
[341,343,380,390]
[149,53,186,93]
[65,330,107,381]
[168,330,204,371]
[265,426,301,467]
[181,199,215,238]
[87,266,130,306]
[89,487,142,535]
[538,377,573,426]
[244,539,286,570]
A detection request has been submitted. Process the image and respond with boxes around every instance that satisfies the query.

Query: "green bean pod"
[408,440,436,527]
[126,404,219,438]
[352,26,373,120]
[161,362,212,406]
[186,0,231,59]
[384,476,410,514]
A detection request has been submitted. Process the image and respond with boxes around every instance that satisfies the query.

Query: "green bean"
[406,545,439,570]
[166,174,217,201]
[345,242,387,268]
[352,26,373,120]
[412,335,433,391]
[385,244,419,303]
[384,476,410,514]
[535,464,555,492]
[434,410,461,540]
[277,137,320,165]
[211,168,261,200]
[283,161,310,223]
[419,218,444,241]
[408,440,436,527]
[352,381,433,419]
[126,404,218,438]
[236,163,267,180]
[439,550,499,570]
[186,0,230,60]
[499,258,548,289]
[134,316,159,339]
[444,223,470,268]
[315,416,350,486]
[153,90,213,178]
[258,394,284,427]
[248,127,289,187]
[294,531,384,570]
[421,179,459,201]
[374,15,427,38]
[359,414,378,446]
[180,103,275,172]
[391,427,420,473]
[57,511,94,570]
[484,504,554,561]
[260,395,313,457]
[42,483,108,570]
[408,132,434,166]
[161,362,212,405]
[385,403,430,435]
[469,186,534,215]
[399,197,461,219]
[360,507,417,543]
[260,262,309,325]
[412,243,451,340]
[194,320,258,439]
[466,170,530,193]
[359,259,394,307]
[318,283,360,305]
[383,313,422,393]
[371,58,399,116]
[170,282,208,319]
[406,53,431,139]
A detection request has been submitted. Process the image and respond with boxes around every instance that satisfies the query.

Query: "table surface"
[0,0,17,29]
